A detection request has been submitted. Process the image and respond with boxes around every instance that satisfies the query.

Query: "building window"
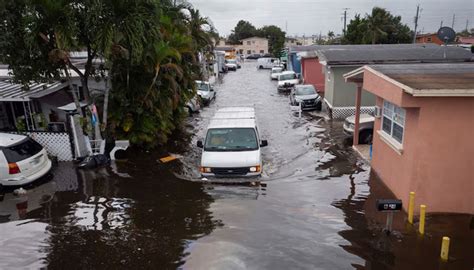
[427,37,432,42]
[247,50,251,54]
[382,100,406,144]
[252,41,255,44]
[260,50,264,54]
[247,41,251,45]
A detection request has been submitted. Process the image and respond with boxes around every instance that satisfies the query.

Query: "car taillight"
[8,162,21,174]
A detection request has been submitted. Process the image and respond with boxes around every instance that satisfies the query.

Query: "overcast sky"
[188,0,473,37]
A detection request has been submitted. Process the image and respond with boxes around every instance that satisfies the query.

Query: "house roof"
[344,63,474,97]
[458,37,474,44]
[215,46,235,51]
[317,44,471,66]
[0,81,68,102]
[240,36,268,41]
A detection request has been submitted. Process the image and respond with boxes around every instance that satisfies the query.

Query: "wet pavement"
[0,61,473,269]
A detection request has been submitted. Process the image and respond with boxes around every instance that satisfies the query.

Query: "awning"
[57,102,88,111]
[0,81,68,102]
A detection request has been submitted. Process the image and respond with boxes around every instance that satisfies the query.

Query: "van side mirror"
[210,88,214,92]
[197,140,203,148]
[260,140,268,147]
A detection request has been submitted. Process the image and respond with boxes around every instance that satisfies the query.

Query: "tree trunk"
[63,67,84,117]
[102,78,110,133]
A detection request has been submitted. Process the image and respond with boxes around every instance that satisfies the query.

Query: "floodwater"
[0,62,472,269]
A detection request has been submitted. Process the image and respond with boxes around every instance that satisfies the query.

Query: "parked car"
[196,80,216,105]
[257,57,279,69]
[343,114,375,144]
[197,107,268,178]
[290,85,322,110]
[277,71,300,91]
[0,133,52,187]
[270,67,283,80]
[246,54,261,60]
[186,95,201,115]
[225,59,238,71]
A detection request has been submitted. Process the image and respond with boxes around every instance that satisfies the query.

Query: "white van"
[197,107,268,177]
[257,57,278,69]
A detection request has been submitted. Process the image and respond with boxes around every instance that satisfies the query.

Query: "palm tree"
[364,7,392,44]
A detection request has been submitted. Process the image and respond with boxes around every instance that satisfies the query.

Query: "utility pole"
[413,5,420,43]
[440,20,443,28]
[451,14,455,29]
[466,19,469,31]
[342,8,349,35]
[285,20,288,34]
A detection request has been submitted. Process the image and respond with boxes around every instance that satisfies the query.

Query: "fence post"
[419,205,426,235]
[408,192,415,224]
[440,236,450,261]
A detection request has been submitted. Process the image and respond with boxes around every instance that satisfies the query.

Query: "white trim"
[323,98,333,109]
[377,130,403,155]
[412,89,474,97]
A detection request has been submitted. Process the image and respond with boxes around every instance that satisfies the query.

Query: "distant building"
[284,37,300,48]
[457,36,474,45]
[345,63,474,214]
[234,37,269,56]
[415,33,444,45]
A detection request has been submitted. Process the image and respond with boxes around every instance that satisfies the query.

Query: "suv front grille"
[211,167,250,176]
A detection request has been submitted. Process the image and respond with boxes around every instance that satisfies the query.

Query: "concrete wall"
[364,70,474,214]
[301,58,325,93]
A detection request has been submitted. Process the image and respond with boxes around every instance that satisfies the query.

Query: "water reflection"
[332,171,474,270]
[0,151,220,269]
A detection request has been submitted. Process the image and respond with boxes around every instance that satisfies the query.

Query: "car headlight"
[200,167,212,173]
[349,123,355,129]
[249,165,261,172]
[295,98,302,103]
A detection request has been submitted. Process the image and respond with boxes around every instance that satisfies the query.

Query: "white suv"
[0,133,52,187]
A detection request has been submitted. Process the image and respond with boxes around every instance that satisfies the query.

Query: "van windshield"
[196,82,210,92]
[205,128,258,151]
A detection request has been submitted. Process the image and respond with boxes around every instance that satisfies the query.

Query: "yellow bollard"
[419,205,426,235]
[408,192,415,224]
[440,236,450,261]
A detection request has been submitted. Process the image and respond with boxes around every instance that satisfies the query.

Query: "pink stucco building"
[345,63,474,214]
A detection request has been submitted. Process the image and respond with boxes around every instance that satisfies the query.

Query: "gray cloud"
[188,0,474,37]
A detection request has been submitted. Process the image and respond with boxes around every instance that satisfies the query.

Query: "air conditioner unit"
[374,106,382,118]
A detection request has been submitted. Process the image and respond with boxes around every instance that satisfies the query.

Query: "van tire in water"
[259,65,263,69]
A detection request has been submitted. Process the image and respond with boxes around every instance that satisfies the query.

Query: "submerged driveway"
[0,62,472,269]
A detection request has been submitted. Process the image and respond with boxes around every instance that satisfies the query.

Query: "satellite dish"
[437,27,456,44]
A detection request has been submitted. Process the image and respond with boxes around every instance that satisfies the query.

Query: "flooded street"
[0,62,472,269]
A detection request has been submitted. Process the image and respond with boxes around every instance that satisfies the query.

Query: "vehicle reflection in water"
[0,156,221,269]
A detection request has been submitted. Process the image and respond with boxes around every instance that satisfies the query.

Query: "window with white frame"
[382,100,406,144]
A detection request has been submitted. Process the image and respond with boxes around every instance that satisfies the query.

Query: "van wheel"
[359,129,373,144]
[259,65,263,69]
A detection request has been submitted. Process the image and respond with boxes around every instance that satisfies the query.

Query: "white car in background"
[277,71,300,91]
[270,67,283,80]
[196,80,216,105]
[0,133,52,187]
[225,59,238,71]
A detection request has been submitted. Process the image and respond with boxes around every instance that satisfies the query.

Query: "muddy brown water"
[0,62,472,269]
